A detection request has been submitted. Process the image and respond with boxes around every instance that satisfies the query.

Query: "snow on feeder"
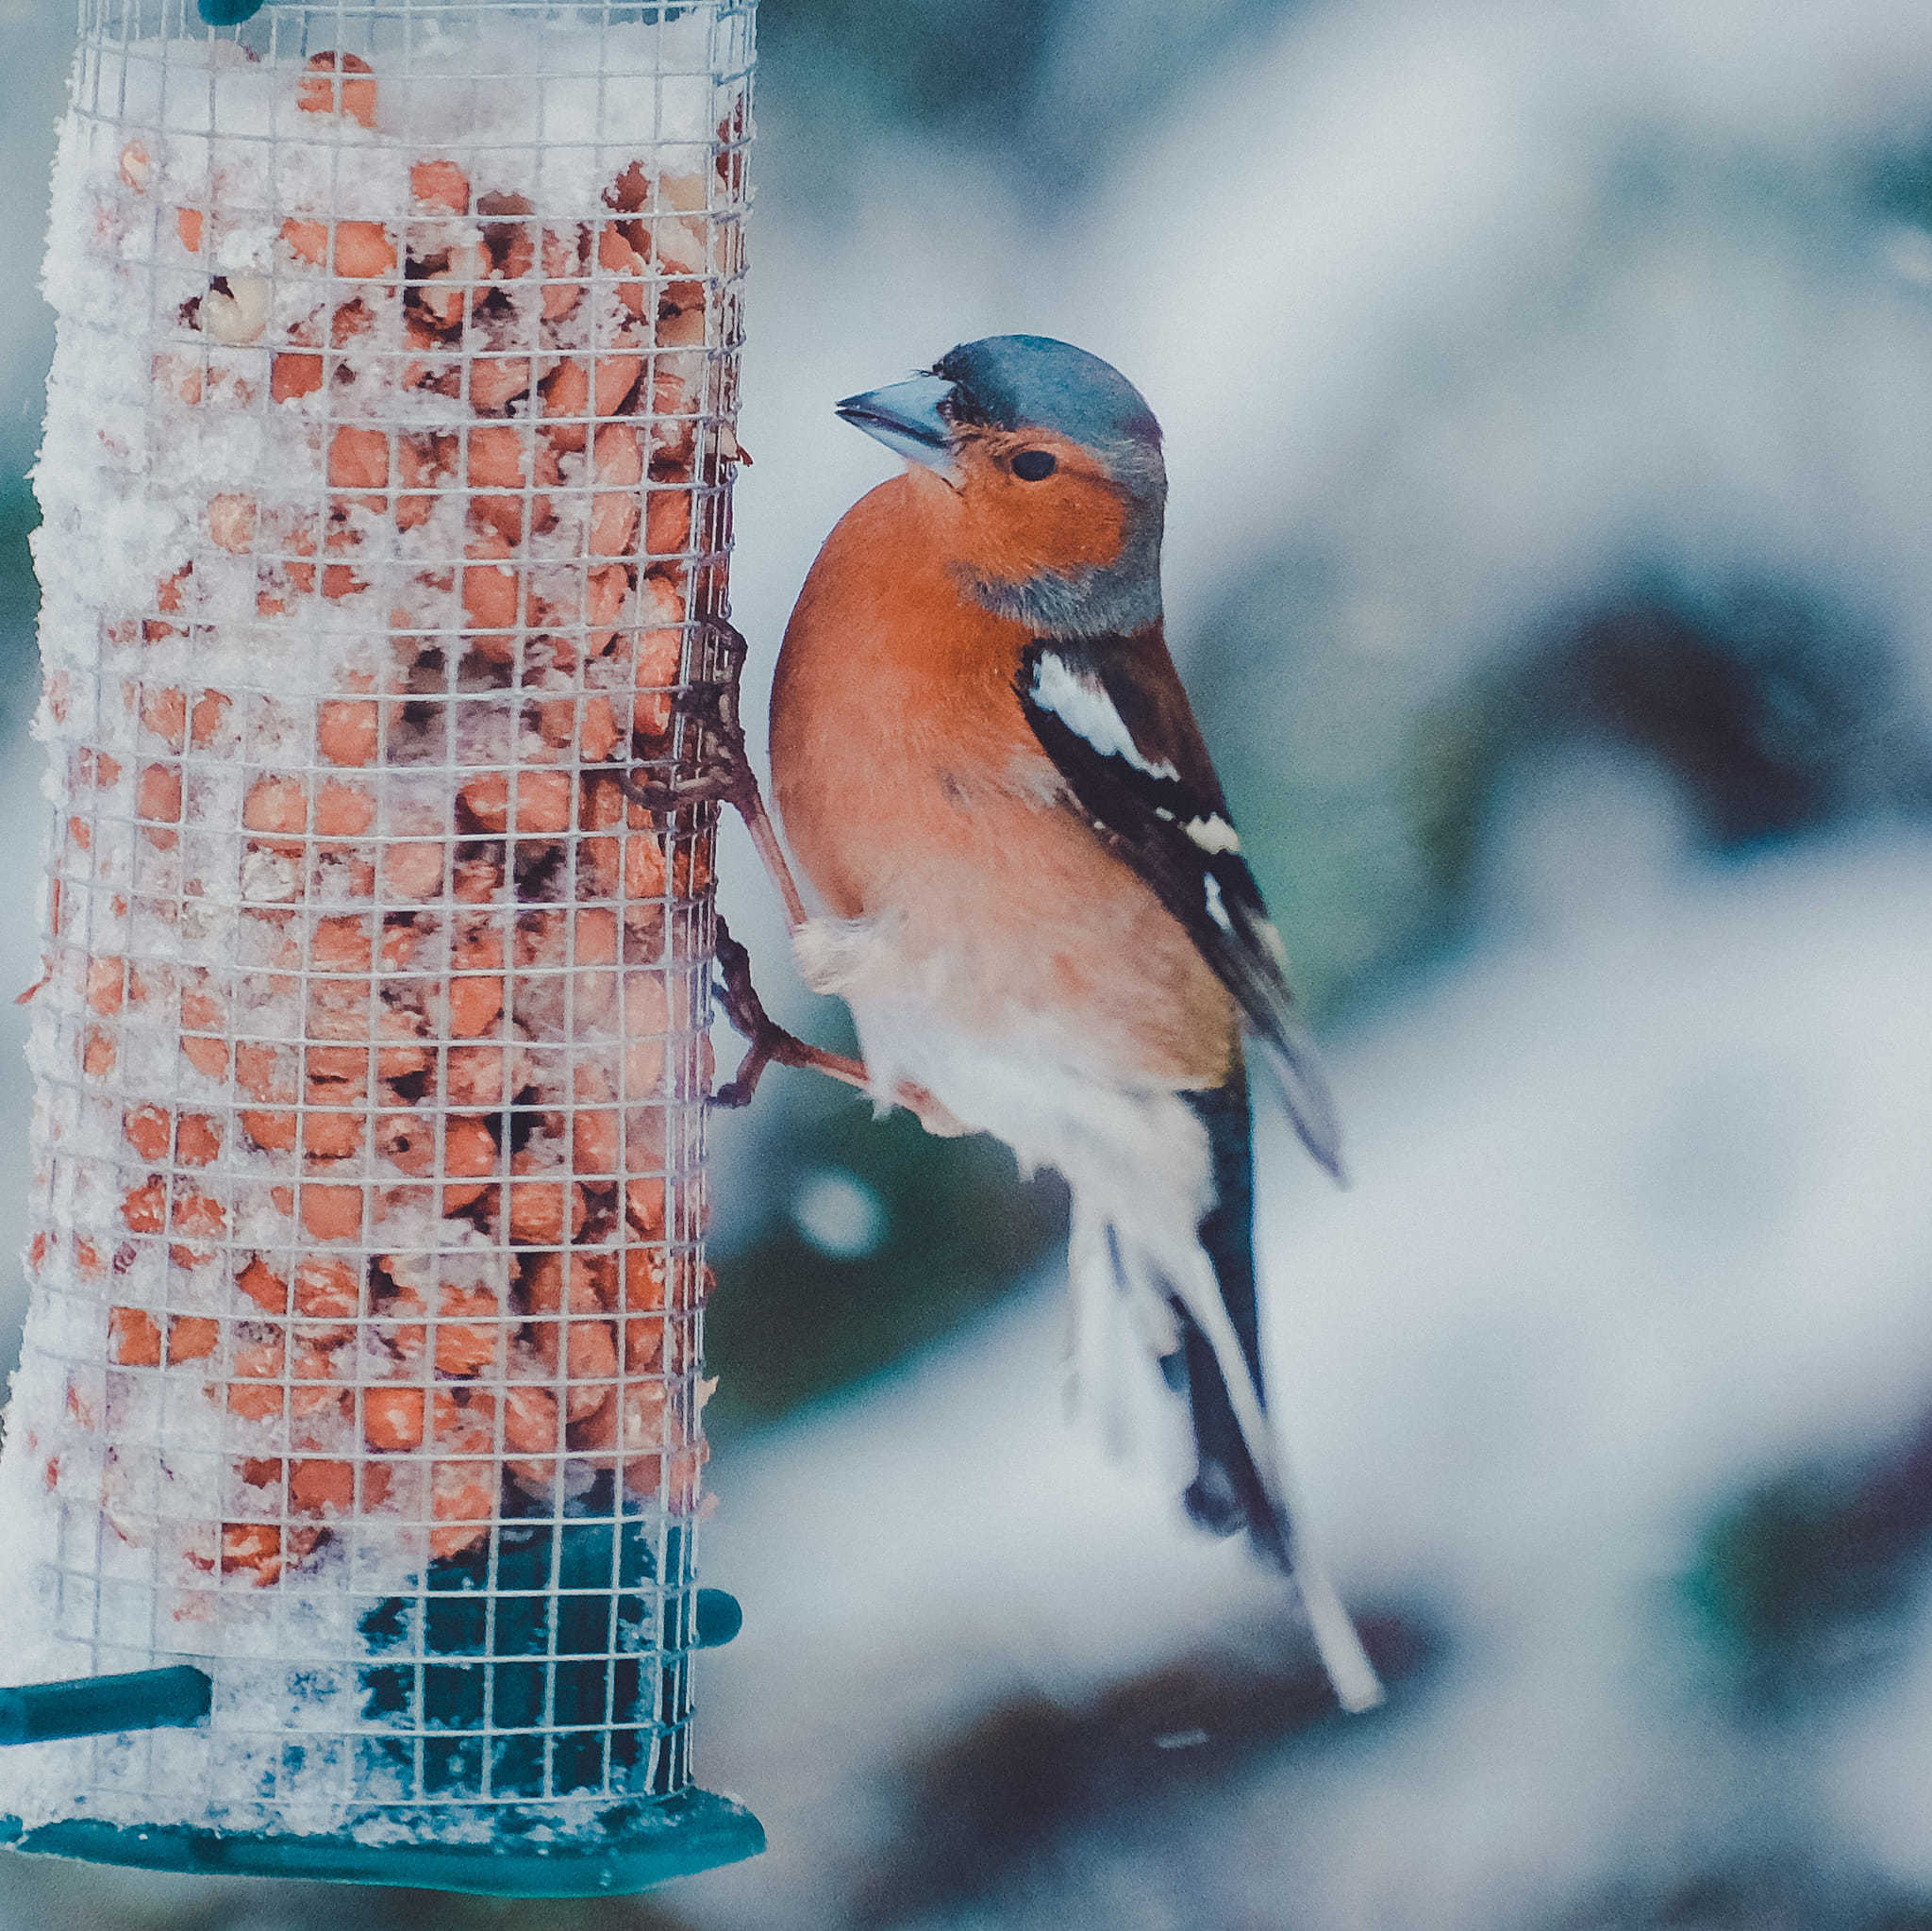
[0,0,761,1892]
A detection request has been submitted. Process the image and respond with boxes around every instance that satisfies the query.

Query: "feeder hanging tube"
[0,0,761,1893]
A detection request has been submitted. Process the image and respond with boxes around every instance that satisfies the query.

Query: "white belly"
[793,913,1217,1317]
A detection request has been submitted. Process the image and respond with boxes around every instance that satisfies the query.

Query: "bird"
[759,334,1380,1710]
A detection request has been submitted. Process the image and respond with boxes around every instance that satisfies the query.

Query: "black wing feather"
[1017,638,1343,1178]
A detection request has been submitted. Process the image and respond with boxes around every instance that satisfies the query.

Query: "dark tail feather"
[1169,1079,1385,1711]
[1174,1077,1292,1568]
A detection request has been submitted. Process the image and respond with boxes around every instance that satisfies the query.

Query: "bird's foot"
[708,915,867,1108]
[708,916,967,1136]
[621,615,812,931]
[617,616,756,818]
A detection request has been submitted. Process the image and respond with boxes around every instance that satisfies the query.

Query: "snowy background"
[6,0,1932,1925]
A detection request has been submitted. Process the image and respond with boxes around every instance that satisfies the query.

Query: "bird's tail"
[1161,1079,1383,1713]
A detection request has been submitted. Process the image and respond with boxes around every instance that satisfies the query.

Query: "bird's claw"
[708,914,866,1109]
[617,617,758,818]
[708,916,786,1108]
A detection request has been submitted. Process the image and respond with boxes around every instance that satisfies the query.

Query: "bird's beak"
[834,374,959,476]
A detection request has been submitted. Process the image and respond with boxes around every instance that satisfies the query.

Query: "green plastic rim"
[0,1788,764,1896]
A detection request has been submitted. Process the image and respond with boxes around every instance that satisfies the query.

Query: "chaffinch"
[756,335,1379,1708]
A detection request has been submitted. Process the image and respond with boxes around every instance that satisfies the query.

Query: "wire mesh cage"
[0,0,761,1893]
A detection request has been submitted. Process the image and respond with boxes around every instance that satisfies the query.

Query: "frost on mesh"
[0,0,748,1838]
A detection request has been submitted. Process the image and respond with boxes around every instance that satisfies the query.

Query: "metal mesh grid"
[1,0,752,1841]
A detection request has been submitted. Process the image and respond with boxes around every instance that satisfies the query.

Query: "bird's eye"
[1010,448,1058,481]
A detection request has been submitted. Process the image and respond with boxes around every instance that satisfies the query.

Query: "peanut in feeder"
[0,0,762,1893]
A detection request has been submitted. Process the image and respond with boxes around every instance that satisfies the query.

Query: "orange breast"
[770,475,1236,1088]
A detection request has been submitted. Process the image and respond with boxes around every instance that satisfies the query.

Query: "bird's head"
[836,335,1167,640]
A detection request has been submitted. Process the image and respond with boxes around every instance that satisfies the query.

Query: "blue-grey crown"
[932,336,1163,483]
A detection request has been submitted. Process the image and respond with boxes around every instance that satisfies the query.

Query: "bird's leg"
[618,615,809,931]
[709,916,965,1134]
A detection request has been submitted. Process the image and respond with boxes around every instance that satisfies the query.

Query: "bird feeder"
[0,0,761,1893]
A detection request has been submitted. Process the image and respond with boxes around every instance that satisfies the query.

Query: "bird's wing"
[1016,631,1344,1179]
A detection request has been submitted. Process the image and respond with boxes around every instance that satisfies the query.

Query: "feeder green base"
[0,1788,764,1896]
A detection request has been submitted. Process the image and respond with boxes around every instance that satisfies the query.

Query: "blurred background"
[8,0,1932,1923]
